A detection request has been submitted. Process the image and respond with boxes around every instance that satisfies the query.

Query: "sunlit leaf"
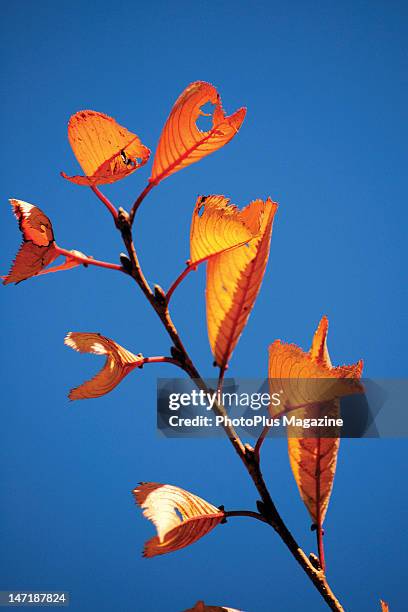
[3,199,59,285]
[183,602,241,612]
[190,195,257,265]
[207,198,278,368]
[133,483,224,557]
[268,316,363,527]
[61,110,150,185]
[150,81,246,185]
[64,332,143,400]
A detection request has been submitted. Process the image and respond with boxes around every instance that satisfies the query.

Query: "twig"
[224,510,268,523]
[114,203,343,611]
[143,356,183,368]
[54,245,124,272]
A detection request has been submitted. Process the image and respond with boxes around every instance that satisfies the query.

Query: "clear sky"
[1,1,406,610]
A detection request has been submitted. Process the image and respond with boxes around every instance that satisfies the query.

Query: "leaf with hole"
[150,81,246,185]
[61,110,150,185]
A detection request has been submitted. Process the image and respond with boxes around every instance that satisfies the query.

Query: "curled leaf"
[61,110,150,185]
[190,195,257,265]
[183,602,241,612]
[150,81,246,185]
[64,332,143,400]
[3,199,59,285]
[269,316,363,527]
[207,198,278,367]
[133,483,224,557]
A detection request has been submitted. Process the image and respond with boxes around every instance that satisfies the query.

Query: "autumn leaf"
[150,81,246,185]
[206,198,278,368]
[268,316,363,531]
[133,483,224,557]
[380,600,389,612]
[61,110,150,185]
[64,332,143,400]
[3,199,59,285]
[190,195,258,265]
[183,602,241,612]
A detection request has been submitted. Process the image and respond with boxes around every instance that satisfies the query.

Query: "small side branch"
[54,245,124,272]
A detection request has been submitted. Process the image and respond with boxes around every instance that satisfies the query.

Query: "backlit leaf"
[268,317,363,526]
[150,81,246,185]
[133,483,224,557]
[64,332,143,400]
[61,110,150,185]
[190,195,256,265]
[207,198,278,368]
[3,199,59,285]
[183,602,241,612]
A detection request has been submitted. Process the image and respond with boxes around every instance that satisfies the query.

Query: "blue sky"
[1,1,406,610]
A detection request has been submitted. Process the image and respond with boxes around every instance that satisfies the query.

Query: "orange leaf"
[183,602,241,612]
[150,81,246,185]
[3,199,59,285]
[268,317,363,526]
[64,332,143,400]
[207,198,278,367]
[61,110,150,185]
[133,483,224,557]
[190,195,257,265]
[380,600,389,612]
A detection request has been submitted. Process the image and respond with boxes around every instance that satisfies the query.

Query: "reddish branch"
[92,185,344,612]
[54,245,124,272]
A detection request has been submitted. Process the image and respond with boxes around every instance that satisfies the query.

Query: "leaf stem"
[129,181,155,225]
[166,263,196,302]
[91,186,119,220]
[54,245,124,272]
[254,424,271,460]
[224,510,268,523]
[317,525,326,573]
[143,356,184,368]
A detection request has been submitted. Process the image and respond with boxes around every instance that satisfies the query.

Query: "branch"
[114,204,344,612]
